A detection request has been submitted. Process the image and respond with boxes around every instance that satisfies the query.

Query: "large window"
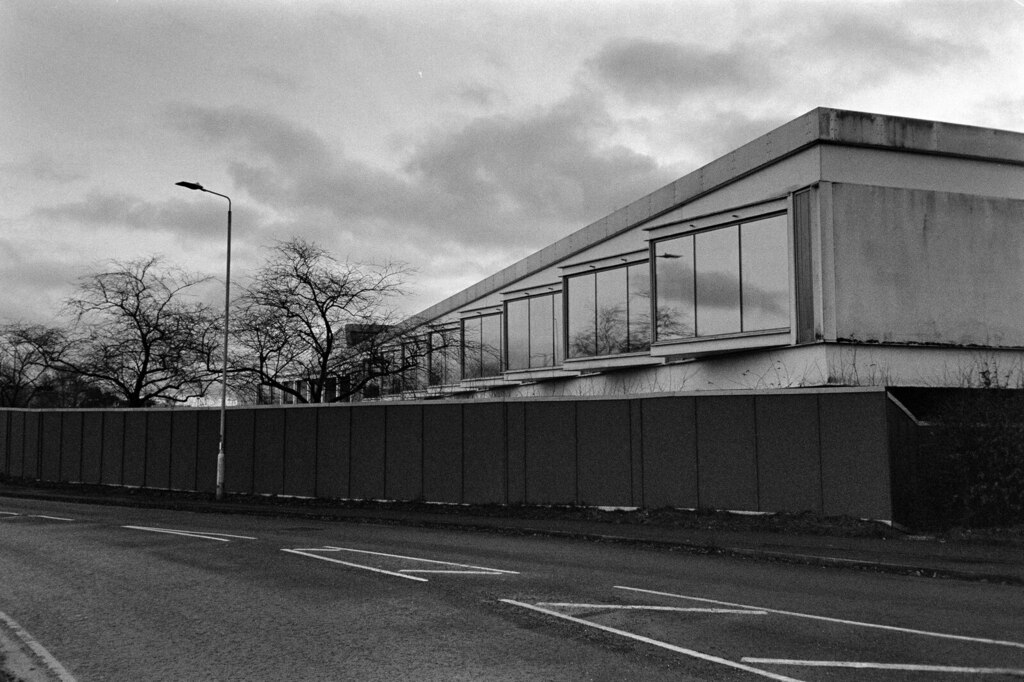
[566,261,651,358]
[462,313,503,379]
[505,292,564,370]
[653,213,789,341]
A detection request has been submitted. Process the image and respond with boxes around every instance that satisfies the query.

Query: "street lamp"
[176,181,231,501]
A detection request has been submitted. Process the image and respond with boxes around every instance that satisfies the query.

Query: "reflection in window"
[696,226,741,336]
[428,328,459,386]
[566,262,651,359]
[653,213,789,342]
[506,293,564,371]
[462,313,503,379]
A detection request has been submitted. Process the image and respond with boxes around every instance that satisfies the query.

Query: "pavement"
[1,482,1022,587]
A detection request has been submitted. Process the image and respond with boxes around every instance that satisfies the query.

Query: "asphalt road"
[1,497,1022,681]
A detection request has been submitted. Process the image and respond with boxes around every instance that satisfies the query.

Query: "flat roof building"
[373,108,1024,400]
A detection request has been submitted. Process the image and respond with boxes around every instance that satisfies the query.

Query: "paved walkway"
[1,484,1021,585]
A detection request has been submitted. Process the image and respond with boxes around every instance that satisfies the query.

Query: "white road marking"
[501,600,806,682]
[401,565,509,569]
[615,586,1024,650]
[281,548,428,582]
[742,658,1024,675]
[0,609,78,682]
[0,511,19,515]
[123,525,256,542]
[535,603,767,614]
[320,546,518,575]
[30,515,74,522]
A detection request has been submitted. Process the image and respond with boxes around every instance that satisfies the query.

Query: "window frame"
[650,208,791,346]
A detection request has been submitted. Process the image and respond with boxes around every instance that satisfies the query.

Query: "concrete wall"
[830,183,1024,347]
[0,388,898,521]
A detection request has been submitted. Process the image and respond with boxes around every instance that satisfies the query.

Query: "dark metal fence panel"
[502,402,525,505]
[385,404,423,501]
[123,411,147,487]
[60,412,84,483]
[422,402,463,503]
[170,411,199,492]
[577,400,633,507]
[284,408,318,498]
[819,391,892,519]
[350,404,386,500]
[196,410,220,493]
[23,412,41,481]
[315,407,350,499]
[81,412,104,485]
[9,412,26,478]
[145,411,173,490]
[697,395,759,511]
[40,412,62,482]
[101,411,125,485]
[755,394,823,514]
[253,409,286,496]
[523,401,576,505]
[639,396,698,509]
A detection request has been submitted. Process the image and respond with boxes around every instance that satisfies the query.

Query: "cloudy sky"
[2,0,1022,324]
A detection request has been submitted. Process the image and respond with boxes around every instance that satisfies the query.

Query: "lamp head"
[175,181,204,191]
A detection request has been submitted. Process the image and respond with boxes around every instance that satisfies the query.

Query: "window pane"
[595,267,628,355]
[695,226,741,336]
[553,292,564,364]
[462,317,481,379]
[429,329,458,385]
[506,298,530,370]
[741,215,790,331]
[654,236,695,340]
[480,314,502,377]
[529,295,555,367]
[627,262,652,352]
[567,273,596,358]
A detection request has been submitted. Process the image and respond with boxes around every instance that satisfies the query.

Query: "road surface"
[1,496,1022,680]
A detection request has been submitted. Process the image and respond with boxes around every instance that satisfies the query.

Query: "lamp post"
[176,181,231,501]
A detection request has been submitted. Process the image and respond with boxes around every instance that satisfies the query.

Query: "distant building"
[367,108,1024,400]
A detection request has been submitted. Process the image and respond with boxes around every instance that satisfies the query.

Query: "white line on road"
[30,515,74,522]
[615,586,1024,650]
[123,525,256,542]
[401,565,509,569]
[501,600,806,682]
[281,548,428,582]
[536,603,767,614]
[320,546,518,574]
[741,658,1024,675]
[0,609,78,682]
[0,511,19,515]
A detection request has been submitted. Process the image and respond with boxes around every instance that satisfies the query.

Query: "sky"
[2,0,1023,325]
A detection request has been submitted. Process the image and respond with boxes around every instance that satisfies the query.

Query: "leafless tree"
[55,256,221,407]
[231,238,418,403]
[0,323,64,407]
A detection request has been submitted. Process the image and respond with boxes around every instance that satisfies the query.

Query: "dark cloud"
[810,11,984,83]
[166,99,675,253]
[1,154,83,184]
[406,93,675,240]
[587,39,773,103]
[32,190,260,244]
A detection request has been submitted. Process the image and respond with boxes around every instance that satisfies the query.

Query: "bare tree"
[56,256,221,407]
[231,238,416,403]
[0,323,64,407]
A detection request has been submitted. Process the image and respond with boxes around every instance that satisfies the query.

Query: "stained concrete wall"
[0,388,898,521]
[830,183,1024,347]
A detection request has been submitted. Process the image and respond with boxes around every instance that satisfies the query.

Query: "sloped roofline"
[408,107,1024,325]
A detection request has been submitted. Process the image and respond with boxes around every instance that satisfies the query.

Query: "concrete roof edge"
[408,108,1024,325]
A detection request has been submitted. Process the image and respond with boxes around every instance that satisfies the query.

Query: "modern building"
[371,108,1024,400]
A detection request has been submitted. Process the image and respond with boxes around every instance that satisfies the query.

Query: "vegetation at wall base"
[930,388,1024,528]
